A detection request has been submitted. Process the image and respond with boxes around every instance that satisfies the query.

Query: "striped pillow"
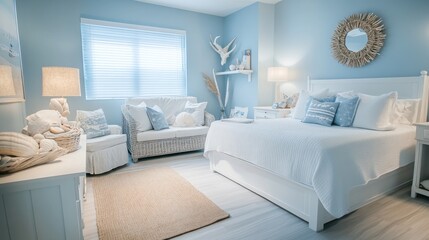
[302,99,340,126]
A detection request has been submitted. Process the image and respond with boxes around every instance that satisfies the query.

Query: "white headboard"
[308,71,429,122]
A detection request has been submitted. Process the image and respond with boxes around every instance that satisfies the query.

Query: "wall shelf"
[215,70,253,82]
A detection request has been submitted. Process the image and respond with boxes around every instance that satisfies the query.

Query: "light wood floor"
[83,152,429,240]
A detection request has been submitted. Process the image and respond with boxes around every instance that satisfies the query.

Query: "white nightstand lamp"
[268,67,288,102]
[42,67,81,117]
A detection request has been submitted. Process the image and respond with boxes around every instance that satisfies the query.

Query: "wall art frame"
[0,0,25,103]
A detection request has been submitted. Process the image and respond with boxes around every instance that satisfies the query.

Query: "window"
[81,18,187,99]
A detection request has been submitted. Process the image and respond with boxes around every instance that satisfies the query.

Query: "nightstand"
[411,123,429,198]
[253,106,291,119]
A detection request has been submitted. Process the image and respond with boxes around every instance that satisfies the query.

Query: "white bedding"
[204,118,416,218]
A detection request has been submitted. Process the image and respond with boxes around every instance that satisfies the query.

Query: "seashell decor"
[0,132,67,173]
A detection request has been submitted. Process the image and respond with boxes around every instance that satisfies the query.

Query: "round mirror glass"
[345,28,368,52]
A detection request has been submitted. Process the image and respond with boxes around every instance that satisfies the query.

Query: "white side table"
[254,106,291,119]
[411,123,429,198]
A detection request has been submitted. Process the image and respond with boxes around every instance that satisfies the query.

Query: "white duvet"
[204,118,416,218]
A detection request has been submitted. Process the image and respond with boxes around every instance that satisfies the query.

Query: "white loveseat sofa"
[121,96,215,162]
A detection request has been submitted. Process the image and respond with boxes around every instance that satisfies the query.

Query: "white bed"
[204,71,429,231]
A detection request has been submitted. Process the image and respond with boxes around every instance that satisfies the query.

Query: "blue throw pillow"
[305,96,336,113]
[302,99,339,126]
[333,96,360,127]
[146,105,169,131]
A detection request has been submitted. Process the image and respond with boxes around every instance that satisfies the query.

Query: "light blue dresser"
[0,137,86,240]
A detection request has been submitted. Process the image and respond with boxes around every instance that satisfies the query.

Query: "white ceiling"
[136,0,282,17]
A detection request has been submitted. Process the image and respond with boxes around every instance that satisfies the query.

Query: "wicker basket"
[44,128,81,153]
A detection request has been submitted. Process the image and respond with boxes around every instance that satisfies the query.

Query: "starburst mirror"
[331,13,386,68]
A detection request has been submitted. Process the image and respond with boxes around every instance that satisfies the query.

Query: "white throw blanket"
[204,118,416,217]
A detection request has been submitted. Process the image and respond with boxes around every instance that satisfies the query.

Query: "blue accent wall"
[224,3,259,118]
[224,3,275,118]
[15,0,223,125]
[3,0,428,129]
[256,3,275,107]
[274,0,429,91]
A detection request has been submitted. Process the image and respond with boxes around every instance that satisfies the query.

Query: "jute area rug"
[92,167,229,240]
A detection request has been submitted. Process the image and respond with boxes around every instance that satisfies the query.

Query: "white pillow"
[184,101,207,126]
[126,102,153,132]
[392,99,421,125]
[353,92,397,130]
[337,91,357,99]
[292,88,330,120]
[173,112,196,127]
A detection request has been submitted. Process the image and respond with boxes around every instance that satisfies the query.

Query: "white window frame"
[80,18,187,100]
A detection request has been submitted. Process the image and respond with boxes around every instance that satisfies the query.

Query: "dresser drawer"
[255,111,276,119]
[254,107,291,119]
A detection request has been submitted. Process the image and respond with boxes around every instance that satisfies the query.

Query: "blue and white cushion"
[76,109,111,139]
[292,88,331,120]
[333,96,360,127]
[146,105,169,131]
[305,95,336,113]
[302,99,339,126]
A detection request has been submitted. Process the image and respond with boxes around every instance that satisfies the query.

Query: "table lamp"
[268,67,288,102]
[0,65,16,96]
[42,67,81,117]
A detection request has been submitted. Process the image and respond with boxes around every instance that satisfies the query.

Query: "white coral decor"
[174,112,196,127]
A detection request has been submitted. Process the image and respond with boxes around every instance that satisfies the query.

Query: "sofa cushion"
[126,103,152,132]
[136,126,209,142]
[87,134,127,152]
[126,96,197,121]
[173,126,209,138]
[173,112,196,127]
[137,128,177,141]
[146,105,169,131]
[184,101,207,126]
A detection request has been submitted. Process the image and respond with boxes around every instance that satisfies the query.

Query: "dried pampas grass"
[203,73,219,96]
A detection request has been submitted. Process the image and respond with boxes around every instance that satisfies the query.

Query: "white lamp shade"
[0,65,16,96]
[268,67,288,82]
[42,67,81,96]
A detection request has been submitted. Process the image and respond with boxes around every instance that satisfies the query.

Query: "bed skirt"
[206,151,413,231]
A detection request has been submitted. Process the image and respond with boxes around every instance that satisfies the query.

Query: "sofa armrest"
[204,111,215,127]
[121,104,137,140]
[108,125,122,134]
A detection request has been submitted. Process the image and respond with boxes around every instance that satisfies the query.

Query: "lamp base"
[274,82,284,102]
[49,98,70,117]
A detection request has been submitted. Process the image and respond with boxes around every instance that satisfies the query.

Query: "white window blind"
[81,18,187,99]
